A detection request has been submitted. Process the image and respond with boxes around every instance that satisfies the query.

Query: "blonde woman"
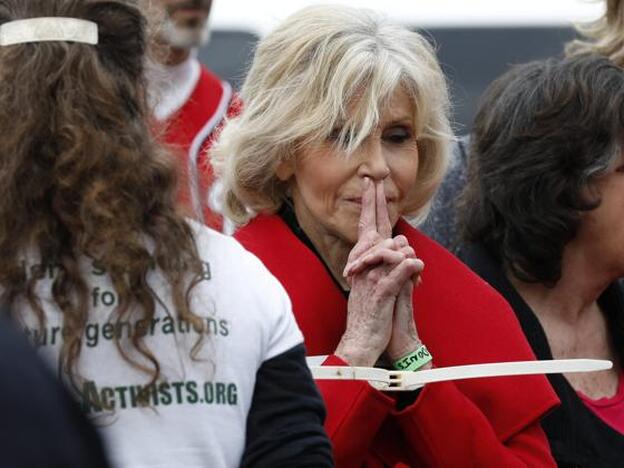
[566,0,624,65]
[214,5,559,467]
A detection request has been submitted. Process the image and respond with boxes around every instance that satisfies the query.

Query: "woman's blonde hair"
[566,0,624,66]
[213,5,452,225]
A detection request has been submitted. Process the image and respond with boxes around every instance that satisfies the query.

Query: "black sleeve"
[0,315,111,468]
[241,343,334,467]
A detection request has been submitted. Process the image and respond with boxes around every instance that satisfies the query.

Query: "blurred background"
[198,0,605,133]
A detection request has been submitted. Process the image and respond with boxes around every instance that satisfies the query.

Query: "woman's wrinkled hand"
[386,280,430,369]
[335,177,424,367]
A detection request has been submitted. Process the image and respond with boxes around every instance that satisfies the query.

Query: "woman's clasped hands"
[336,177,429,369]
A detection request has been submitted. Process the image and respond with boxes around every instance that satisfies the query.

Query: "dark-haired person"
[0,1,331,467]
[0,313,111,468]
[459,55,624,466]
[144,0,239,230]
[424,0,624,254]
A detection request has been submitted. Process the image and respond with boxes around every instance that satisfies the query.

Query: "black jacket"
[0,314,111,468]
[462,243,624,468]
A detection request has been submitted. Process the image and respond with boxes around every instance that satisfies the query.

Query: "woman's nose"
[357,140,390,180]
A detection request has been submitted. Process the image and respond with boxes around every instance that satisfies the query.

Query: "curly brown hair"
[0,0,204,389]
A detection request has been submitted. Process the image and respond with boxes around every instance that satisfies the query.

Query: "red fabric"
[235,215,560,467]
[578,372,624,434]
[158,65,239,230]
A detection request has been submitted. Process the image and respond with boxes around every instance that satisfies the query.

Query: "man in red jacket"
[147,0,238,230]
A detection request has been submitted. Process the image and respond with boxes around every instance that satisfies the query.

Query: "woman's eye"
[383,126,412,144]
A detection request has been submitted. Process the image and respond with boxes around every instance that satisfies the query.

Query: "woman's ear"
[275,158,295,181]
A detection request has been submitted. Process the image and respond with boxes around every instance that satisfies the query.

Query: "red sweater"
[235,215,559,467]
[157,64,239,230]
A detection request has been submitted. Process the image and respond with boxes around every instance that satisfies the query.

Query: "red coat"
[157,64,239,230]
[235,215,559,467]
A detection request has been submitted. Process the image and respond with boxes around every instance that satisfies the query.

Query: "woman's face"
[576,148,624,276]
[280,87,420,245]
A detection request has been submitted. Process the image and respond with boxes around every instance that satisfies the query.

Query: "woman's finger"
[375,181,392,239]
[345,249,406,277]
[347,231,381,265]
[394,235,408,248]
[344,245,416,277]
[345,238,396,275]
[386,280,422,362]
[400,245,416,259]
[345,236,413,275]
[358,177,377,238]
[377,258,425,297]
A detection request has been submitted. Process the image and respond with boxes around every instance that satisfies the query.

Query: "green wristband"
[393,345,432,371]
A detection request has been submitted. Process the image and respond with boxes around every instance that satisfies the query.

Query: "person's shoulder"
[235,214,284,241]
[445,135,470,174]
[398,220,470,273]
[188,219,288,294]
[189,219,257,264]
[234,215,293,259]
[197,62,231,89]
[400,222,542,372]
[192,60,232,106]
[455,134,471,164]
[188,220,303,355]
[399,219,512,311]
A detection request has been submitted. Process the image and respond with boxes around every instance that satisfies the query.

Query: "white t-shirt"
[19,222,304,468]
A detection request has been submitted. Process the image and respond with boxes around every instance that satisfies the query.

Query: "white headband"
[0,17,98,46]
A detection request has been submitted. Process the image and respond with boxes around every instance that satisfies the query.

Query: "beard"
[159,15,211,49]
[158,0,213,49]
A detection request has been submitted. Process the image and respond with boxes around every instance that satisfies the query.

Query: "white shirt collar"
[147,53,202,122]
